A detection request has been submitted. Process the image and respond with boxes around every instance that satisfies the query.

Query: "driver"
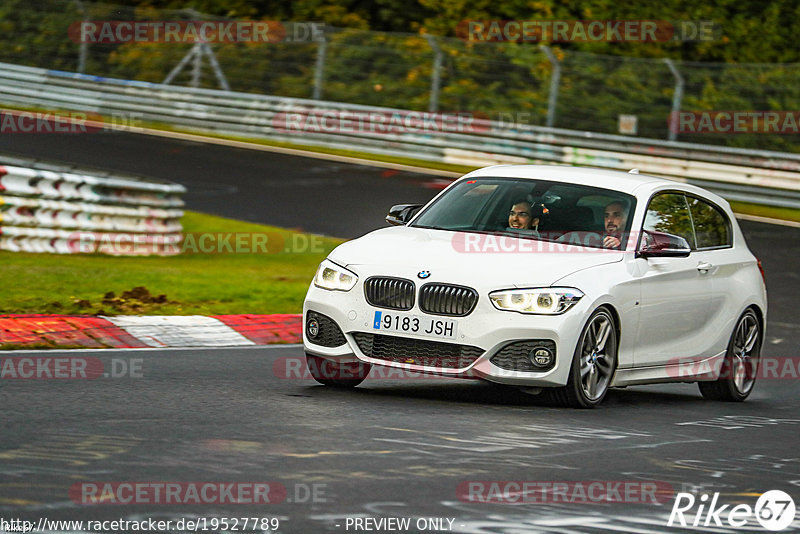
[603,201,628,249]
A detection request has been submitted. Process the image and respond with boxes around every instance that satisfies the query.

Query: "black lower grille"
[490,340,557,372]
[419,283,478,316]
[364,277,415,310]
[352,332,483,369]
[306,311,346,347]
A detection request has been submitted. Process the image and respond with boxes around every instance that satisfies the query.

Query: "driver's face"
[509,202,533,229]
[604,202,627,235]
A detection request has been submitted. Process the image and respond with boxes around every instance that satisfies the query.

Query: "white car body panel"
[330,226,624,287]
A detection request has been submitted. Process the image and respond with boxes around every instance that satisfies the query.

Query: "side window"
[688,197,731,249]
[643,193,696,249]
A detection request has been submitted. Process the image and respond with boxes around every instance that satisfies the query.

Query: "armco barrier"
[0,160,185,255]
[1,61,800,208]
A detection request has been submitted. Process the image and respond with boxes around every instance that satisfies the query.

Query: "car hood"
[329,226,623,287]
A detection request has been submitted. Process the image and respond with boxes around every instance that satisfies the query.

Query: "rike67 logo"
[668,490,796,531]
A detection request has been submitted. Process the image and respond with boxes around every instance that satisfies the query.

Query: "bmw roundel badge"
[418,270,431,279]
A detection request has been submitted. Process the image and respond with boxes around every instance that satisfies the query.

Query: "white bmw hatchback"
[302,165,767,407]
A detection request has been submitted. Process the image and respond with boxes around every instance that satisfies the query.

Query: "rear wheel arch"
[698,307,761,401]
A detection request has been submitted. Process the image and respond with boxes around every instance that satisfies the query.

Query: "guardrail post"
[425,35,443,113]
[664,58,684,142]
[73,0,88,74]
[313,32,327,100]
[540,45,560,128]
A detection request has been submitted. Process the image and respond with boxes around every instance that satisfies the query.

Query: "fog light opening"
[307,318,320,339]
[529,346,554,368]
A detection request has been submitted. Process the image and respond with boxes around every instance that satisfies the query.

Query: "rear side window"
[688,197,731,249]
[643,193,696,249]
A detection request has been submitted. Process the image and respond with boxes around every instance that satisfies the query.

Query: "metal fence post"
[164,46,191,85]
[201,43,230,91]
[425,35,443,113]
[190,43,203,88]
[664,58,684,142]
[73,0,88,74]
[540,45,560,128]
[313,32,327,100]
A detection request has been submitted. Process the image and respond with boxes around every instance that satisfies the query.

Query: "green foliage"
[0,0,83,71]
[2,0,800,151]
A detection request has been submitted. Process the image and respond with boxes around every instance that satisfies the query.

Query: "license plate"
[373,311,457,340]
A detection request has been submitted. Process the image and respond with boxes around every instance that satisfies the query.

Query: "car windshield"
[410,177,637,250]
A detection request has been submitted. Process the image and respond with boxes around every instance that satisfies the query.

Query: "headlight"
[489,287,584,315]
[313,259,358,291]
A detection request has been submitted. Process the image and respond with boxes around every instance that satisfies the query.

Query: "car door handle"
[697,261,713,273]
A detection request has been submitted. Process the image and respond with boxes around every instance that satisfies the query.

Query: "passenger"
[603,201,628,249]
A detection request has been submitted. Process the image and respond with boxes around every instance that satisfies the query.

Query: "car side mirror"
[637,230,691,258]
[386,204,423,226]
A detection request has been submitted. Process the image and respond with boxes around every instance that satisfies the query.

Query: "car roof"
[461,164,672,195]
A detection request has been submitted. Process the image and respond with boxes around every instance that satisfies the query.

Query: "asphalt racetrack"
[1,131,800,533]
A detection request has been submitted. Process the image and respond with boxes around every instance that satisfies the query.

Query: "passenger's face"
[604,202,627,235]
[509,203,533,229]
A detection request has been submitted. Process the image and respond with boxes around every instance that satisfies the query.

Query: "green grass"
[0,211,343,315]
[729,201,800,223]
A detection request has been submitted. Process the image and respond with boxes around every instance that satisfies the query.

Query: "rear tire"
[305,353,371,388]
[698,309,760,402]
[547,308,618,408]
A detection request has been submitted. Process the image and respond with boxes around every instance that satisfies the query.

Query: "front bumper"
[302,282,590,388]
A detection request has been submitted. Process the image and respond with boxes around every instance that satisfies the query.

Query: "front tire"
[305,353,371,388]
[698,309,760,402]
[548,308,618,408]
